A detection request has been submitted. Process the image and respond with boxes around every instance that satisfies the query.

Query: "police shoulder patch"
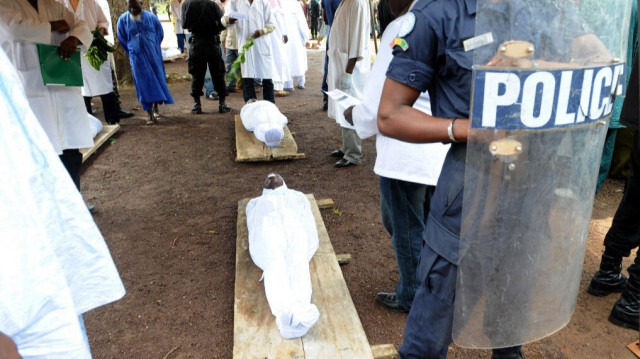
[396,12,416,38]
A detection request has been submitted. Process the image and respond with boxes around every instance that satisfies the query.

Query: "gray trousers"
[340,127,362,163]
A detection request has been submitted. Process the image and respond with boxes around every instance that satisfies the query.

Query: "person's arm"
[154,13,164,45]
[116,16,129,55]
[378,78,468,143]
[252,0,275,39]
[94,0,110,35]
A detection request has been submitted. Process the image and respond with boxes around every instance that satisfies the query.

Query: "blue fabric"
[386,0,475,120]
[204,77,215,96]
[177,33,186,53]
[322,0,342,26]
[379,177,433,308]
[226,48,239,88]
[117,11,174,107]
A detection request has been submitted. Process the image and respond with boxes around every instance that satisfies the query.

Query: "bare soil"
[83,50,638,359]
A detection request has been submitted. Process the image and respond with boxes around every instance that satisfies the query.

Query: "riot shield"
[452,0,633,349]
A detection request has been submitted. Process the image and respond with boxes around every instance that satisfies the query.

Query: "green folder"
[36,43,83,87]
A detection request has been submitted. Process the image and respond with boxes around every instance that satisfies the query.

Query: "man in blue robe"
[117,0,174,125]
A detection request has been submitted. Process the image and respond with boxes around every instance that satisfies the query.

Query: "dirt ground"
[82,49,639,359]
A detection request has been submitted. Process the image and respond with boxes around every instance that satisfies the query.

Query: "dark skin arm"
[59,36,80,60]
[377,77,469,143]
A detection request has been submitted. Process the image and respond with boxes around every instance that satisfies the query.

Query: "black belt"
[191,34,220,44]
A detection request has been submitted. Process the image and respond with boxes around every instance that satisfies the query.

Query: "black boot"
[588,254,628,296]
[609,260,640,330]
[218,99,232,113]
[191,97,202,114]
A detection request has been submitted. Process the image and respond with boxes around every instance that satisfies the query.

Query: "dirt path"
[82,50,638,358]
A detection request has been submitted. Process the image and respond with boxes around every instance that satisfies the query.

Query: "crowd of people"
[0,0,638,358]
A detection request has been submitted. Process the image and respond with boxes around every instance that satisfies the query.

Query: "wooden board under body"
[234,194,374,359]
[80,124,119,162]
[234,115,306,162]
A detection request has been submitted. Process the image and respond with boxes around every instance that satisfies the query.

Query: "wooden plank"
[371,344,398,359]
[336,253,351,265]
[234,194,374,359]
[628,341,640,358]
[234,115,306,162]
[316,198,335,209]
[80,124,119,162]
[162,53,186,62]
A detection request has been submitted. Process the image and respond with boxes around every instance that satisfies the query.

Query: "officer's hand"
[339,73,352,91]
[50,20,70,33]
[228,17,237,24]
[252,29,263,39]
[59,36,79,60]
[283,35,288,44]
[0,332,22,359]
[99,27,108,36]
[343,105,355,126]
[487,52,533,68]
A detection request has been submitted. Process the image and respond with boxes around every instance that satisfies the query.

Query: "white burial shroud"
[240,100,288,145]
[246,184,320,339]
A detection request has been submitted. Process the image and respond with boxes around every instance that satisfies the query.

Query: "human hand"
[50,20,70,33]
[339,73,352,91]
[0,332,21,359]
[99,27,108,36]
[343,105,354,126]
[228,17,237,24]
[486,52,534,68]
[252,29,263,39]
[283,35,288,44]
[59,36,79,60]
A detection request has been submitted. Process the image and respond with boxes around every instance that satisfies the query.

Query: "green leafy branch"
[85,29,115,71]
[227,38,255,82]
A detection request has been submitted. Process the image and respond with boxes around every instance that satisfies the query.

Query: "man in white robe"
[67,0,121,125]
[240,99,288,147]
[170,0,187,53]
[246,174,320,339]
[0,0,95,191]
[282,0,308,90]
[224,0,277,103]
[0,47,125,359]
[326,0,370,168]
[266,0,292,94]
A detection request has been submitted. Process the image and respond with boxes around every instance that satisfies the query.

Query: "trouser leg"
[225,48,238,88]
[243,78,256,102]
[341,127,362,163]
[83,96,92,114]
[188,39,207,99]
[398,246,456,359]
[100,92,118,124]
[380,177,432,308]
[262,78,275,104]
[177,34,185,53]
[603,131,640,258]
[59,149,82,191]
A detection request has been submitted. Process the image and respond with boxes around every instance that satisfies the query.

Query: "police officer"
[376,0,524,357]
[182,0,232,114]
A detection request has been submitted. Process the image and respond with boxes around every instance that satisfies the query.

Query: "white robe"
[246,185,320,339]
[69,0,114,97]
[266,0,291,84]
[0,0,95,154]
[240,100,288,145]
[283,0,308,77]
[227,0,275,79]
[170,0,185,35]
[0,47,125,359]
[327,0,370,129]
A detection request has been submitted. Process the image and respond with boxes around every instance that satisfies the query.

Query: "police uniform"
[182,0,231,113]
[385,0,522,357]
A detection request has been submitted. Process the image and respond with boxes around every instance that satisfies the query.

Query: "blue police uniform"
[385,0,522,357]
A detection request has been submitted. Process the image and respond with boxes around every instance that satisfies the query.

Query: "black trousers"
[604,131,640,282]
[188,36,228,101]
[310,16,319,38]
[84,92,118,124]
[59,149,82,191]
[242,78,274,104]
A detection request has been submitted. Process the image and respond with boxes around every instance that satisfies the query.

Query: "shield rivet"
[508,163,516,171]
[515,145,522,152]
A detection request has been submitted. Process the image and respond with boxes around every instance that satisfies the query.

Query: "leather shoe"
[375,292,409,313]
[116,108,134,119]
[219,103,232,113]
[330,149,344,158]
[322,99,328,111]
[334,158,356,168]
